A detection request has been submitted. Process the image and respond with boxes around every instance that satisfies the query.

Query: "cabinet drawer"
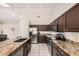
[58,46,69,56]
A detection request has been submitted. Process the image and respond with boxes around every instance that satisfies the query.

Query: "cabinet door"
[52,46,57,56]
[52,42,57,56]
[66,5,79,31]
[57,52,63,56]
[27,39,31,53]
[38,36,47,43]
[57,46,69,56]
[57,14,65,32]
[12,46,23,56]
[51,20,58,32]
[23,43,28,56]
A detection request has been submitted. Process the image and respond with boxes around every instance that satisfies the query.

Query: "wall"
[64,32,79,42]
[0,23,19,40]
[19,17,29,38]
[0,17,29,40]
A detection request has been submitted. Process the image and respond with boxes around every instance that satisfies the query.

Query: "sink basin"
[14,38,27,42]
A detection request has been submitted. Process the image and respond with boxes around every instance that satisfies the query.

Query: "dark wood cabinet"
[57,46,69,56]
[52,42,69,56]
[57,14,65,32]
[50,4,79,32]
[52,42,57,56]
[65,5,79,31]
[50,20,58,31]
[10,39,31,56]
[38,35,47,43]
[30,25,50,31]
[27,39,31,55]
[37,25,50,31]
[46,36,69,56]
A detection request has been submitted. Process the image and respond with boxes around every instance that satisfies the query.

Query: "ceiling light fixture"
[0,3,10,7]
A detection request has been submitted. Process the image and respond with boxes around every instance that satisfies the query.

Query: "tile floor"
[28,43,51,56]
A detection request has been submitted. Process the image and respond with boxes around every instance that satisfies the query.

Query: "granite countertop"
[46,35,79,56]
[0,38,30,56]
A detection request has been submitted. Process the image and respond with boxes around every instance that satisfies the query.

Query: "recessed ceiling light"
[0,3,11,7]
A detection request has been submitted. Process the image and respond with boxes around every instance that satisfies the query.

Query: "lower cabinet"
[57,46,69,56]
[57,52,63,56]
[52,42,69,56]
[12,46,24,56]
[38,35,47,43]
[52,44,57,56]
[46,37,69,56]
[27,39,31,55]
[23,39,31,56]
[10,39,31,56]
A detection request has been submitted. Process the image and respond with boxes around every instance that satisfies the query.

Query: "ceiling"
[0,3,75,25]
[0,3,56,24]
[8,3,55,8]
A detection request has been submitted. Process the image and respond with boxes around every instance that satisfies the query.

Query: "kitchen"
[0,3,79,56]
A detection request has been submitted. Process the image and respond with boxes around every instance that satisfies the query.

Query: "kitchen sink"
[14,38,27,42]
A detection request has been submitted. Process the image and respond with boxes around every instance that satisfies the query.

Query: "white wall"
[0,23,19,40]
[0,17,29,40]
[18,17,29,38]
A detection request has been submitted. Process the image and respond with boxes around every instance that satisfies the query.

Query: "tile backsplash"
[33,31,79,42]
[55,32,79,42]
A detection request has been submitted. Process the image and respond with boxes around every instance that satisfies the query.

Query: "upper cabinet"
[57,14,65,32]
[65,5,79,32]
[50,4,79,32]
[50,20,57,31]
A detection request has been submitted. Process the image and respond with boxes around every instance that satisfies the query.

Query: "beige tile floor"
[28,43,51,56]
